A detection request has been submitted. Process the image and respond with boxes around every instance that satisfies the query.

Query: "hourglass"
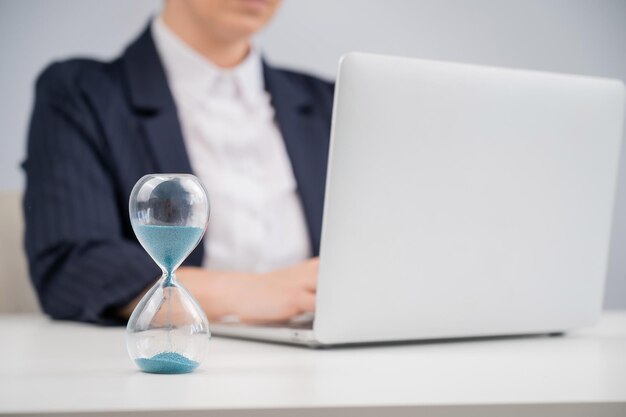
[126,174,210,374]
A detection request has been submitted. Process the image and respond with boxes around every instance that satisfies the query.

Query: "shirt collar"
[151,16,264,107]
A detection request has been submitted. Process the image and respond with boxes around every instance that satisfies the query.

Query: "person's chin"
[231,0,278,21]
[224,17,265,37]
[235,0,274,14]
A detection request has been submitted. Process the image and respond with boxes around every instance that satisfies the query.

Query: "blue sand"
[134,225,204,276]
[135,351,199,374]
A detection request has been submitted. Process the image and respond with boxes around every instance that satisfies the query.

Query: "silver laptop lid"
[314,52,625,345]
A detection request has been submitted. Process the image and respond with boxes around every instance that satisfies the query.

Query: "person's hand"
[231,258,318,323]
[177,258,319,324]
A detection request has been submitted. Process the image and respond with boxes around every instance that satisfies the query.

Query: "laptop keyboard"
[285,319,314,330]
[263,312,314,329]
[217,312,314,329]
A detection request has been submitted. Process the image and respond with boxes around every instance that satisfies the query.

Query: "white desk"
[1,313,625,416]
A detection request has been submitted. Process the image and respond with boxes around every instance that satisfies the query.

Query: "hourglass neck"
[163,269,177,286]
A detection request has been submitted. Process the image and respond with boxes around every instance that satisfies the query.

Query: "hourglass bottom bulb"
[135,351,199,374]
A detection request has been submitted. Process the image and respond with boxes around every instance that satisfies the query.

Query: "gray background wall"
[1,0,625,308]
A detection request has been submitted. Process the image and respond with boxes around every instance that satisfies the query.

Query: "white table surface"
[1,313,625,417]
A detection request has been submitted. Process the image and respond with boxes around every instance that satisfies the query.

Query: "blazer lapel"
[264,63,330,255]
[122,24,193,175]
[139,111,192,175]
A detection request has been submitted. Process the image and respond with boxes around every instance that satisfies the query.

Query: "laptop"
[211,52,626,347]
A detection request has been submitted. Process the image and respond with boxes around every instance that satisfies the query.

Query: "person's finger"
[301,261,319,291]
[298,291,316,313]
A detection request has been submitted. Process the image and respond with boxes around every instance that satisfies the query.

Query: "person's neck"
[161,12,250,68]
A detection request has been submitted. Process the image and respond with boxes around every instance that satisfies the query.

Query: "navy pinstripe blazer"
[23,25,334,324]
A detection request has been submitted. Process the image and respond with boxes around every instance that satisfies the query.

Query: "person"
[22,0,333,325]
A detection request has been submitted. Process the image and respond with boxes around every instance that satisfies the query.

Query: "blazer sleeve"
[23,63,160,324]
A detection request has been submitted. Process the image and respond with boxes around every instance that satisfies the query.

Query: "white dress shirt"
[151,18,312,273]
